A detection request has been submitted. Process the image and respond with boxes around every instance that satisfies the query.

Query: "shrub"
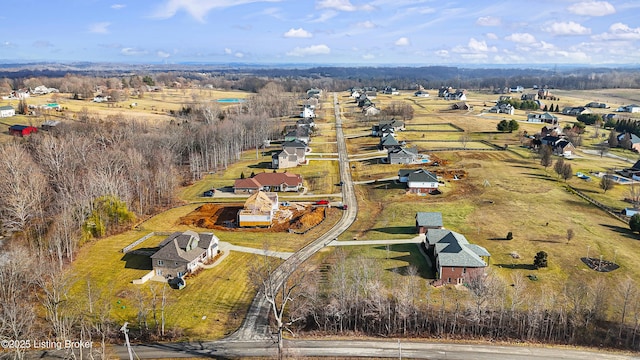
[506,231,513,240]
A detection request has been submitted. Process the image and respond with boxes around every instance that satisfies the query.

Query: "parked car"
[341,204,348,210]
[203,189,215,197]
[314,199,329,205]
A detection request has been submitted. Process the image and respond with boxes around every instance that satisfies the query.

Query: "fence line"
[565,185,627,224]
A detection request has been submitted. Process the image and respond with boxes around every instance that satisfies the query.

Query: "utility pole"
[121,322,134,360]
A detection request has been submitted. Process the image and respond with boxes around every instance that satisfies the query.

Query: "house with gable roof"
[237,191,279,227]
[527,112,558,125]
[398,168,439,194]
[0,105,15,117]
[284,126,311,144]
[150,230,220,280]
[426,229,490,285]
[233,172,303,194]
[379,133,400,150]
[272,140,308,169]
[415,212,444,234]
[388,146,419,164]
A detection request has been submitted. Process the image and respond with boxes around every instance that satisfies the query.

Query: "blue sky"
[1,0,640,65]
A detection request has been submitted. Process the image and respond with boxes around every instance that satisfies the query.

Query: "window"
[463,267,466,274]
[157,260,164,266]
[157,269,163,276]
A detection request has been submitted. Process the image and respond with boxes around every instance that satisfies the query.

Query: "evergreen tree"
[630,213,640,233]
[534,251,548,269]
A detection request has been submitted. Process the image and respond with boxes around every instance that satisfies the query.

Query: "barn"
[9,125,38,136]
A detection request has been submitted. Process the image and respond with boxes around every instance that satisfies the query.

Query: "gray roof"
[380,134,399,147]
[416,212,443,228]
[426,228,463,245]
[407,169,438,183]
[282,140,307,149]
[0,105,14,111]
[430,229,488,268]
[151,231,214,263]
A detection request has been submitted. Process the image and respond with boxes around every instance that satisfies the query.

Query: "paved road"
[109,339,639,360]
[227,92,358,342]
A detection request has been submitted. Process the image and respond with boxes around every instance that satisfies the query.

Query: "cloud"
[284,28,312,38]
[356,20,376,29]
[476,16,501,26]
[286,44,330,57]
[435,50,449,58]
[486,33,498,40]
[157,51,171,58]
[310,10,338,23]
[89,22,111,34]
[234,52,245,58]
[224,48,232,54]
[545,21,590,35]
[362,53,375,60]
[593,23,640,40]
[1,41,16,48]
[316,0,356,11]
[567,1,615,16]
[395,37,410,46]
[111,4,126,9]
[467,38,497,52]
[505,32,536,44]
[33,40,53,48]
[152,0,280,22]
[121,47,148,56]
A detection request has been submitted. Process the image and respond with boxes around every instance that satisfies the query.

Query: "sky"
[1,0,640,66]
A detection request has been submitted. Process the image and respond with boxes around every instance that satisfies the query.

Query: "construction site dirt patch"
[179,203,326,232]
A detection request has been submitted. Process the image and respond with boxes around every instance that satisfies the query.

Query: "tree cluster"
[497,119,519,132]
[287,252,640,351]
[576,113,603,126]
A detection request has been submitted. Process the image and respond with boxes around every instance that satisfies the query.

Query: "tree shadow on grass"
[529,239,562,244]
[121,250,154,270]
[370,226,417,235]
[247,162,272,169]
[600,223,638,240]
[494,263,537,270]
[524,173,558,182]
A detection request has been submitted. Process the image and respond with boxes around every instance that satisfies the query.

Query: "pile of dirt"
[433,168,468,180]
[290,207,325,230]
[178,203,325,233]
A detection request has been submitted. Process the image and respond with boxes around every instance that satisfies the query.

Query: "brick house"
[425,229,490,285]
[415,212,444,234]
[234,172,303,194]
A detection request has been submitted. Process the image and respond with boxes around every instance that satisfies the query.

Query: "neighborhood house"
[237,191,279,227]
[233,172,303,194]
[150,230,220,280]
[398,168,439,195]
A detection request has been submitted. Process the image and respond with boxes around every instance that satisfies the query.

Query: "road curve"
[228,92,357,341]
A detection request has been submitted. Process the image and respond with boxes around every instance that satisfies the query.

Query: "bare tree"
[539,145,553,173]
[566,228,575,243]
[249,250,309,359]
[600,171,616,193]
